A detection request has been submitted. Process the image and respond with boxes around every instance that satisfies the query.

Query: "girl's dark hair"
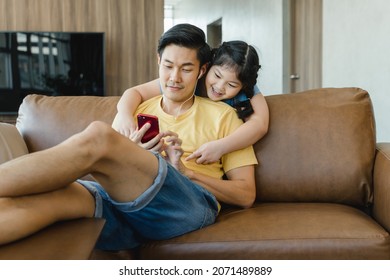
[157,23,212,67]
[212,41,261,119]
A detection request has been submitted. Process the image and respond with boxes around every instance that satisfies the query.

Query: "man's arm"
[161,130,256,209]
[186,165,256,209]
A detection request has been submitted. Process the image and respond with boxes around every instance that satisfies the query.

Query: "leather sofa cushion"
[373,144,390,231]
[0,122,28,164]
[139,203,390,260]
[17,94,120,152]
[254,88,375,207]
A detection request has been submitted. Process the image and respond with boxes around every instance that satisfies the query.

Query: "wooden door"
[290,0,322,92]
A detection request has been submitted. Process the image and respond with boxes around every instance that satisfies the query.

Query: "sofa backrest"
[0,122,29,164]
[16,88,376,208]
[253,88,375,207]
[17,94,120,152]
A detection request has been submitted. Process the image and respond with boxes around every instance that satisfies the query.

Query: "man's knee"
[65,121,116,161]
[82,121,122,156]
[84,121,113,139]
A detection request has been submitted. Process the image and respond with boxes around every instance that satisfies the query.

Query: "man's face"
[158,44,201,103]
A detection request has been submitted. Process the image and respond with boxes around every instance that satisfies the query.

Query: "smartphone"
[137,113,160,143]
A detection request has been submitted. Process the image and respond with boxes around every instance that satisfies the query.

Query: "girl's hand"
[185,140,225,164]
[112,113,137,138]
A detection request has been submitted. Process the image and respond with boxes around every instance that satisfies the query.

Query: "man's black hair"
[157,23,211,67]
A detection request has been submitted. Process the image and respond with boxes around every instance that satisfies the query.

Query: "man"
[0,24,257,250]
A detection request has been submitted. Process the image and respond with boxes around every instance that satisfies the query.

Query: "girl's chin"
[207,92,223,101]
[208,96,221,102]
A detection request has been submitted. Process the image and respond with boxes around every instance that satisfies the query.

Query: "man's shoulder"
[195,96,234,112]
[137,96,161,111]
[144,95,162,103]
[194,96,243,130]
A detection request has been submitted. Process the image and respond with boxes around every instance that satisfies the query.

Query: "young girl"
[113,40,269,164]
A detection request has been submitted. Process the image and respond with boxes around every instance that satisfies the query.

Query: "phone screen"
[137,113,160,143]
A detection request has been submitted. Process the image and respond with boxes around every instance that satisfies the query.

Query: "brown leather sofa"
[1,87,390,259]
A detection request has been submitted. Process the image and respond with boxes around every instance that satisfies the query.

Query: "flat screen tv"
[0,31,105,114]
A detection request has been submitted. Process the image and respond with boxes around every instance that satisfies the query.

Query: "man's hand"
[129,123,164,152]
[162,131,182,168]
[162,131,192,176]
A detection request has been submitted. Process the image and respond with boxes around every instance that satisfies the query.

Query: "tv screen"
[0,32,105,114]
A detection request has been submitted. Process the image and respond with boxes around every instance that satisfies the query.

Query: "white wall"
[323,0,390,142]
[170,0,390,142]
[170,0,286,96]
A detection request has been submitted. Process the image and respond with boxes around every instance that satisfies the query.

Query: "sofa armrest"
[373,143,390,232]
[0,122,29,164]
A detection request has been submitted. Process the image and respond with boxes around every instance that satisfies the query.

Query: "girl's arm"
[186,92,269,164]
[112,78,161,137]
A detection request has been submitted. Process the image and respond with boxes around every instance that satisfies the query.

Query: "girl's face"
[205,64,243,101]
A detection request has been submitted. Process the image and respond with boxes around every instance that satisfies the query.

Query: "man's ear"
[157,54,161,65]
[198,64,207,79]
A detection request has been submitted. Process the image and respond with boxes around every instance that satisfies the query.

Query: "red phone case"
[137,113,159,143]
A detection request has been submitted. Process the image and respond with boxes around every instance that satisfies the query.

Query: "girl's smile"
[205,65,242,101]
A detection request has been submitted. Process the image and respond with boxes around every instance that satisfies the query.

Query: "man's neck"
[161,95,195,118]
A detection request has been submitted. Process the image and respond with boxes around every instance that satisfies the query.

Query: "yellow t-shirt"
[135,96,258,178]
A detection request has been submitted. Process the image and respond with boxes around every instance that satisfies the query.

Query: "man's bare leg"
[0,121,159,244]
[0,121,159,201]
[0,182,95,245]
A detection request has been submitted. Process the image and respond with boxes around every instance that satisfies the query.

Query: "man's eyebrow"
[163,59,196,67]
[182,62,196,67]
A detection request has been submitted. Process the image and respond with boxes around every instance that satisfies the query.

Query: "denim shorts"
[77,152,219,251]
